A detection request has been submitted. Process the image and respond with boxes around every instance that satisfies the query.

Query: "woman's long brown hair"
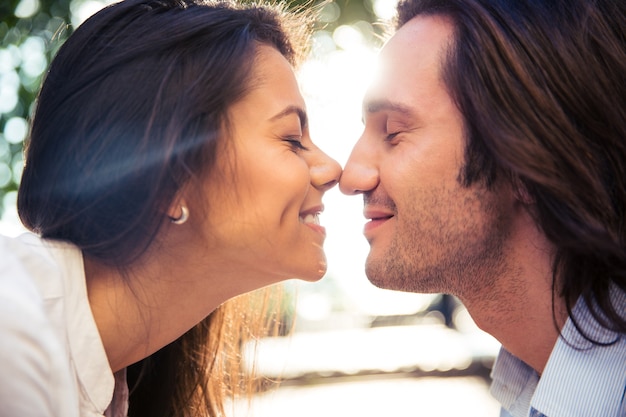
[18,0,311,415]
[126,288,289,417]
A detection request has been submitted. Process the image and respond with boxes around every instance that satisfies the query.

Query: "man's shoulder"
[532,295,626,417]
[490,294,626,417]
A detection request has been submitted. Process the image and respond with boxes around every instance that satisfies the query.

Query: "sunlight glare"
[299,42,436,317]
[373,0,399,20]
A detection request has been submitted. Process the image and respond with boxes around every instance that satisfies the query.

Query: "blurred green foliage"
[0,0,385,218]
[0,0,72,218]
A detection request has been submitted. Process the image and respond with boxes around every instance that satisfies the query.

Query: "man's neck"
[460,209,567,374]
[464,283,564,374]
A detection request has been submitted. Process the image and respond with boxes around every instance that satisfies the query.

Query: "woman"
[0,0,341,416]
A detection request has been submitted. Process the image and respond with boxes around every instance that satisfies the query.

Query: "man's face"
[339,15,515,297]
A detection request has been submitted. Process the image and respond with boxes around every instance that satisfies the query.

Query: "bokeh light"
[3,116,28,144]
[372,0,398,20]
[14,0,41,19]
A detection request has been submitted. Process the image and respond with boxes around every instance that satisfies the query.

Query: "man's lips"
[364,208,394,220]
[363,208,394,235]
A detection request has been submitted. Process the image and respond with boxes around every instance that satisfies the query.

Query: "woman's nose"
[310,149,342,192]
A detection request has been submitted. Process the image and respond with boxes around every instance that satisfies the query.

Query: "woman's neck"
[83,240,269,372]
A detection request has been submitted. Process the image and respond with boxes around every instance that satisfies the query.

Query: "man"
[339,0,625,416]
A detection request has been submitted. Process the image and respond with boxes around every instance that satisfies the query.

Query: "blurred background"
[0,0,502,415]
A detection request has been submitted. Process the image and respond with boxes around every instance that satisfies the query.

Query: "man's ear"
[512,176,534,205]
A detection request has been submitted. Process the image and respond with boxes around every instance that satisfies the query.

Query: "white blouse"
[0,232,128,416]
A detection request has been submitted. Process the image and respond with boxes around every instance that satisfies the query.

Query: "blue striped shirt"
[490,287,626,417]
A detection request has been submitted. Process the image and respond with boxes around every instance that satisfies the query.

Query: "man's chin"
[364,257,392,290]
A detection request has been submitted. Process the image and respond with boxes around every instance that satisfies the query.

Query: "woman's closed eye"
[284,137,309,152]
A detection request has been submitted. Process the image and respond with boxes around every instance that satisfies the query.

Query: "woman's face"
[193,45,341,284]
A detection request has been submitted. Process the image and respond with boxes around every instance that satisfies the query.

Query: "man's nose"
[339,138,379,195]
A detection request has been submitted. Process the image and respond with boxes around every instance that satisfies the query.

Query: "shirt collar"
[532,287,626,416]
[491,288,626,417]
[51,239,116,414]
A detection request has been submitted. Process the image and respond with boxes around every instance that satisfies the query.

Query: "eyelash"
[285,138,309,152]
[385,132,401,142]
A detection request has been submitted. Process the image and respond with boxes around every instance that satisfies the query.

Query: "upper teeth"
[300,213,320,224]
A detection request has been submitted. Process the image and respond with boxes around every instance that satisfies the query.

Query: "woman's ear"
[167,198,190,225]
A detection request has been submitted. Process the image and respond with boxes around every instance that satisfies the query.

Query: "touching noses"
[339,138,378,195]
[310,149,342,192]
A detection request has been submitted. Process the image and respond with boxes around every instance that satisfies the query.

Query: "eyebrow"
[269,105,308,130]
[364,99,415,117]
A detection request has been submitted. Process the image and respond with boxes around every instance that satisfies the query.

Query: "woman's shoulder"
[1,231,79,261]
[0,232,85,348]
[0,232,80,417]
[1,230,118,416]
[1,232,83,297]
[0,233,49,311]
[0,231,78,335]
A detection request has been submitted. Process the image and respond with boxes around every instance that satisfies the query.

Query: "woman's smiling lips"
[363,208,394,237]
[299,205,326,237]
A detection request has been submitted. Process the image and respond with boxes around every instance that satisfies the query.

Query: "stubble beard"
[365,181,511,300]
